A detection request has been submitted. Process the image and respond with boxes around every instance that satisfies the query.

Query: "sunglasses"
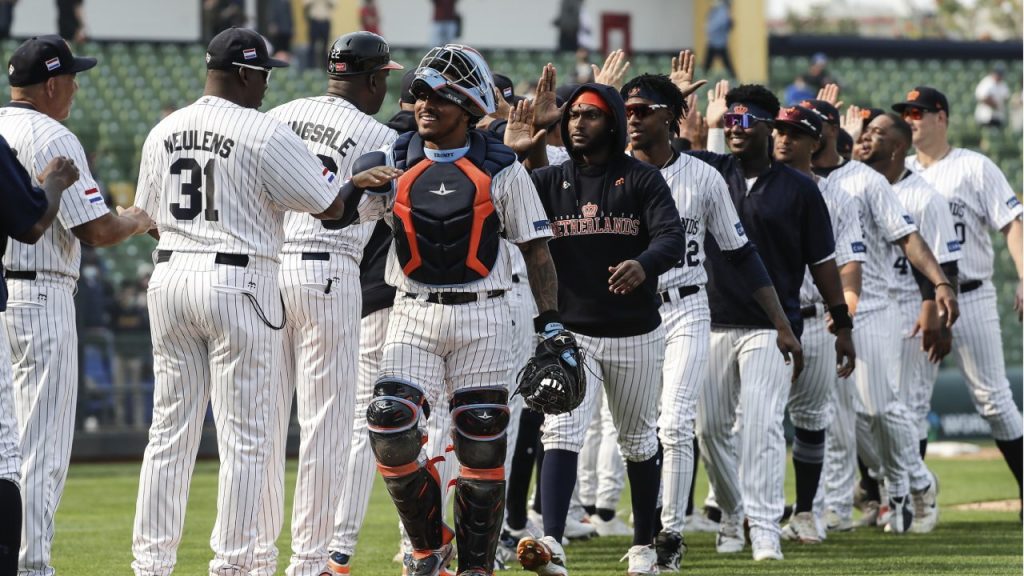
[625,103,669,119]
[901,107,934,121]
[233,62,272,84]
[724,112,773,129]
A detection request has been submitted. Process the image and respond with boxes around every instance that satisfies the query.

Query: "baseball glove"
[515,330,586,415]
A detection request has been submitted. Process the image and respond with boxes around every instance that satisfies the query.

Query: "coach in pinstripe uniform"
[0,36,154,576]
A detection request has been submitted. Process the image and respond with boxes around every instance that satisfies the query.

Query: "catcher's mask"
[411,44,496,118]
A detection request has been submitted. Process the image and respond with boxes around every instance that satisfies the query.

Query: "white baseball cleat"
[715,515,745,554]
[910,479,939,534]
[518,536,569,576]
[781,511,822,544]
[751,529,784,561]
[620,544,658,575]
[683,512,720,533]
[589,515,633,537]
[505,519,544,540]
[825,508,854,532]
[563,517,597,540]
[855,500,880,528]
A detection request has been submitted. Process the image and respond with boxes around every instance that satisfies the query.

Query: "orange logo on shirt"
[614,177,625,187]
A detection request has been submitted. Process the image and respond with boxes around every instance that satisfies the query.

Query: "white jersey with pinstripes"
[822,160,916,315]
[907,148,1023,282]
[0,106,108,278]
[134,96,337,260]
[799,176,865,305]
[652,152,748,291]
[268,96,398,258]
[382,155,552,293]
[890,171,962,300]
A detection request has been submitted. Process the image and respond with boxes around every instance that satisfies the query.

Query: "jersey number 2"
[170,158,219,222]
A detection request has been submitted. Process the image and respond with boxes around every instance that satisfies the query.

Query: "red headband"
[571,91,611,115]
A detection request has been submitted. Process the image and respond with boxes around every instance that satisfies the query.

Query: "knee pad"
[367,379,431,467]
[450,386,510,473]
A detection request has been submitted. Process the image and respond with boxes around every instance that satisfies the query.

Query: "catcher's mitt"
[515,330,586,415]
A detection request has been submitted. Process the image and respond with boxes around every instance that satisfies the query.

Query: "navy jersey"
[0,134,48,310]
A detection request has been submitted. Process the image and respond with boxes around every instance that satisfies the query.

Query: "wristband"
[829,303,854,331]
[533,309,563,334]
[935,281,953,290]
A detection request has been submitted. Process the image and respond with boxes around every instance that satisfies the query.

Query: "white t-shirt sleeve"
[260,123,338,214]
[705,169,748,251]
[37,133,108,229]
[494,161,553,244]
[976,156,1023,231]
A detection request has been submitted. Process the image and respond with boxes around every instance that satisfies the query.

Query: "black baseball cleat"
[409,543,455,576]
[886,495,914,534]
[326,551,350,575]
[655,529,686,572]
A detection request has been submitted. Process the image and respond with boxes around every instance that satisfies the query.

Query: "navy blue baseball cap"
[206,27,288,71]
[8,35,97,87]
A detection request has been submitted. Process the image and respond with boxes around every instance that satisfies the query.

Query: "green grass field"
[54,451,1021,575]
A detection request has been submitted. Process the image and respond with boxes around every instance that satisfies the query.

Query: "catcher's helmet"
[327,31,403,77]
[411,44,496,118]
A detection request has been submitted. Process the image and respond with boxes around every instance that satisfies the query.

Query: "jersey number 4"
[170,158,219,222]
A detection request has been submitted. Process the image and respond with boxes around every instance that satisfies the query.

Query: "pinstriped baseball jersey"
[651,153,748,291]
[268,96,398,259]
[382,156,552,293]
[546,145,570,166]
[0,105,108,279]
[907,148,1023,282]
[822,160,916,315]
[799,177,865,305]
[134,96,338,261]
[890,171,962,300]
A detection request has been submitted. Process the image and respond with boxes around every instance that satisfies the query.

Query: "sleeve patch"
[533,219,550,231]
[947,240,962,252]
[851,241,866,253]
[902,214,915,225]
[1007,196,1022,209]
[85,187,103,204]
[734,222,746,236]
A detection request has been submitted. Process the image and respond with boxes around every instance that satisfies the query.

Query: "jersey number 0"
[170,158,219,222]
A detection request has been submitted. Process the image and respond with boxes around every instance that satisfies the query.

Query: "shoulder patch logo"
[902,214,914,225]
[1007,196,1022,209]
[734,221,746,236]
[947,240,961,252]
[851,241,866,253]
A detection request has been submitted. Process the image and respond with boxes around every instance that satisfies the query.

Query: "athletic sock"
[596,507,615,522]
[792,427,826,514]
[995,437,1023,500]
[919,438,929,459]
[627,444,662,546]
[858,456,881,502]
[506,408,543,530]
[686,438,700,517]
[0,479,21,576]
[539,449,578,541]
[532,439,545,515]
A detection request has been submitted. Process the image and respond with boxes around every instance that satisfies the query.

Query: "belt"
[960,280,983,294]
[800,305,818,318]
[405,290,506,305]
[4,270,36,280]
[301,252,330,261]
[660,285,699,304]
[156,250,249,267]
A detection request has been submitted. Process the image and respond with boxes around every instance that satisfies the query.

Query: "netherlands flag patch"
[84,188,102,204]
[45,57,61,71]
[242,48,257,60]
[322,167,336,184]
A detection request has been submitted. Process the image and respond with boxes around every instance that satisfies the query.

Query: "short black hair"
[621,74,687,125]
[883,112,913,145]
[725,84,780,118]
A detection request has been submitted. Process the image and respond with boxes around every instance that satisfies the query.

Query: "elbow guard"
[724,244,772,290]
[321,180,365,230]
[353,151,392,194]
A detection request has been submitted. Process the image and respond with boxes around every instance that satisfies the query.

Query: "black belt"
[800,305,818,318]
[4,270,36,280]
[405,290,506,305]
[960,280,983,294]
[660,285,699,304]
[156,250,249,267]
[512,274,520,283]
[301,252,330,261]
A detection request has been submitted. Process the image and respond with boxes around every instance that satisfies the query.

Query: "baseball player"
[252,31,402,576]
[131,28,350,575]
[344,44,562,576]
[802,96,957,534]
[897,86,1023,502]
[513,80,688,576]
[0,143,79,576]
[0,36,154,576]
[622,73,799,570]
[691,83,850,561]
[771,105,865,544]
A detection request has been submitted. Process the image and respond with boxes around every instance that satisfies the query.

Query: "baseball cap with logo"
[891,86,949,114]
[205,27,289,71]
[492,73,515,104]
[799,99,840,126]
[8,35,97,87]
[775,105,822,138]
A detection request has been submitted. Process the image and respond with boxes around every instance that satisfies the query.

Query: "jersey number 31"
[170,158,219,222]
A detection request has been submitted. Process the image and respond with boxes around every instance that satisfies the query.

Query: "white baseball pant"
[577,389,626,512]
[697,327,792,535]
[506,277,536,483]
[788,305,836,431]
[895,297,939,440]
[254,254,361,576]
[132,254,282,576]
[0,311,18,486]
[5,275,78,576]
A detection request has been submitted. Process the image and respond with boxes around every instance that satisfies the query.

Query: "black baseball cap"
[399,68,417,104]
[205,27,288,71]
[556,83,580,108]
[493,73,515,103]
[775,105,822,139]
[8,35,96,87]
[837,128,854,158]
[799,99,840,126]
[892,86,949,114]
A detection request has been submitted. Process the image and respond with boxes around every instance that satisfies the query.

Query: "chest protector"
[391,131,515,286]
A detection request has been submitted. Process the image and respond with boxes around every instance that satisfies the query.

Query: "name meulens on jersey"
[550,215,640,238]
[163,130,235,158]
[288,121,357,156]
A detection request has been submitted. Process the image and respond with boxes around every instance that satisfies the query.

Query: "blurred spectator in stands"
[578,3,596,52]
[203,0,245,42]
[575,48,593,84]
[361,0,380,35]
[431,0,458,45]
[974,63,1010,128]
[57,0,86,42]
[305,0,334,69]
[0,0,16,40]
[703,0,736,78]
[799,52,839,92]
[111,277,151,429]
[1009,92,1022,133]
[554,0,582,52]
[784,76,815,106]
[267,0,295,62]
[77,249,113,419]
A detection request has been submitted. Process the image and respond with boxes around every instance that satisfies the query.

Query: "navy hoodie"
[530,84,686,337]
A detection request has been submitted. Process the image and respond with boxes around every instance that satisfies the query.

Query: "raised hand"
[592,49,631,90]
[706,79,730,128]
[678,92,708,149]
[669,49,708,100]
[504,98,547,156]
[816,83,843,109]
[841,104,864,144]
[532,63,562,130]
[492,85,513,121]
